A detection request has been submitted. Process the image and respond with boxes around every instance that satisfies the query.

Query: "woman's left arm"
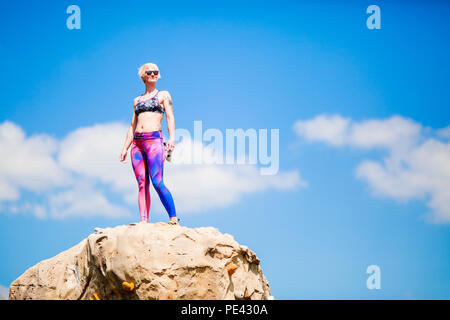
[163,91,175,151]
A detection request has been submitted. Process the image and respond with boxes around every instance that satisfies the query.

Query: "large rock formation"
[9,222,271,300]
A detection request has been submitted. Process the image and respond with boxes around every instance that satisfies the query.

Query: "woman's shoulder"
[158,90,172,99]
[133,95,143,105]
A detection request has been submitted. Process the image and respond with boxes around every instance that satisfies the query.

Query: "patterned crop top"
[135,90,164,116]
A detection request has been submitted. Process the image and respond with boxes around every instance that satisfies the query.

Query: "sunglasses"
[146,70,159,75]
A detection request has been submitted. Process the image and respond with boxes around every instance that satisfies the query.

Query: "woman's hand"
[166,138,175,152]
[120,149,128,163]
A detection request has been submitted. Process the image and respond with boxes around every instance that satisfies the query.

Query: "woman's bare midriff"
[135,112,164,133]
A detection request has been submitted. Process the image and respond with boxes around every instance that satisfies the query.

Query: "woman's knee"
[151,177,165,191]
[137,175,148,189]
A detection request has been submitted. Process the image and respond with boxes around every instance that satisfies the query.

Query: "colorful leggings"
[130,130,176,221]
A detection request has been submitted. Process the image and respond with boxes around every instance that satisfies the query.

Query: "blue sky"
[0,0,449,299]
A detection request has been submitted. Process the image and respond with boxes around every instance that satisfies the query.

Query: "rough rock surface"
[9,222,271,300]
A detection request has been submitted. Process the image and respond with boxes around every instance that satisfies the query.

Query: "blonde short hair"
[138,63,161,80]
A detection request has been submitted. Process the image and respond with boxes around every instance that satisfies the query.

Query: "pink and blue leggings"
[130,130,176,221]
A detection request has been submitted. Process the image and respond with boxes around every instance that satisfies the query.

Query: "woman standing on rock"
[119,63,178,225]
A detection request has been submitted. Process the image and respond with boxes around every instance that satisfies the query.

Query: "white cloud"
[0,121,129,219]
[0,120,305,219]
[293,114,351,147]
[0,179,19,201]
[293,114,422,151]
[156,137,306,213]
[294,114,450,223]
[0,284,9,300]
[47,179,131,219]
[58,122,135,196]
[6,201,47,219]
[165,163,304,213]
[348,116,422,151]
[0,121,73,200]
[436,125,450,139]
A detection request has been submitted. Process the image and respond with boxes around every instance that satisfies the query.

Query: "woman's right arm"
[121,97,138,153]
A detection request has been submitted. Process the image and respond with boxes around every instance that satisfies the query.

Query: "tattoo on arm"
[166,94,173,110]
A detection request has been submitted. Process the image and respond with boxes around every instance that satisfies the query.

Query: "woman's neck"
[144,82,157,95]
